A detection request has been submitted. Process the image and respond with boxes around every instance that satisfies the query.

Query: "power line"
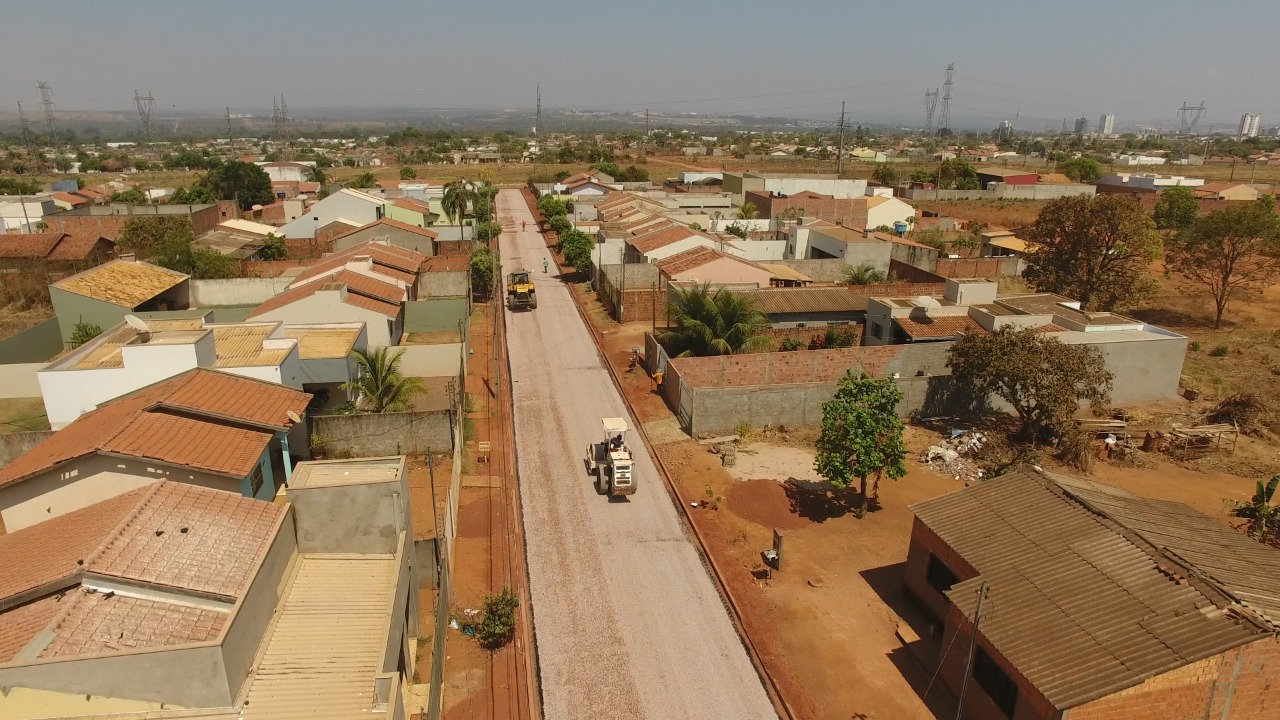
[1178,101,1206,135]
[836,101,846,175]
[565,76,935,111]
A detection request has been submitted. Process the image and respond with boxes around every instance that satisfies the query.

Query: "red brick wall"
[846,281,946,297]
[903,517,980,623]
[668,345,908,388]
[243,259,316,277]
[1068,637,1280,720]
[934,603,1060,720]
[284,237,333,260]
[747,190,869,224]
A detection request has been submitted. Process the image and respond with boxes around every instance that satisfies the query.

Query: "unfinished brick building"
[906,468,1280,720]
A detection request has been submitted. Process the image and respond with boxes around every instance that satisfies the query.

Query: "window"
[870,322,883,339]
[926,554,958,594]
[248,464,265,497]
[973,648,1018,717]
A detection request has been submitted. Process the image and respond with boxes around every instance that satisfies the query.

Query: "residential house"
[256,160,313,182]
[0,368,309,533]
[625,223,724,263]
[0,198,57,233]
[36,316,309,429]
[737,285,867,329]
[745,190,915,228]
[0,232,114,270]
[979,229,1038,260]
[656,246,776,287]
[193,219,280,260]
[787,222,893,273]
[1194,182,1261,201]
[385,196,439,228]
[974,167,1038,188]
[49,192,90,211]
[862,279,1187,402]
[41,202,234,241]
[248,241,422,346]
[561,178,618,196]
[249,198,307,226]
[49,259,190,343]
[333,217,439,256]
[276,188,386,239]
[0,457,420,720]
[722,173,868,203]
[418,254,471,298]
[906,467,1280,720]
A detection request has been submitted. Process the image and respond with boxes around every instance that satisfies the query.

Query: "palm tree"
[343,348,427,413]
[735,202,759,220]
[442,180,477,241]
[305,166,327,185]
[1229,475,1280,544]
[661,283,773,357]
[844,264,887,286]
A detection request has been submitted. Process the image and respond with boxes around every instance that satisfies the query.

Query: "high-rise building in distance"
[1239,113,1262,138]
[1099,113,1115,135]
[1074,117,1089,135]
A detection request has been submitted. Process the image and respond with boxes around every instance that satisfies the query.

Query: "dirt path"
[496,190,776,720]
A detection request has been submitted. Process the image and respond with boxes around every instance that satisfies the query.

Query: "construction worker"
[653,369,665,395]
[543,257,549,273]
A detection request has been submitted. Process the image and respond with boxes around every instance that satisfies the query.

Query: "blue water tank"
[893,221,909,236]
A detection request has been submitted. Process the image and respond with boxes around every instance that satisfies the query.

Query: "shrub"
[780,338,804,351]
[70,319,103,347]
[1210,345,1229,357]
[1189,340,1202,352]
[1056,429,1095,473]
[822,325,859,348]
[476,587,519,650]
[1207,393,1267,435]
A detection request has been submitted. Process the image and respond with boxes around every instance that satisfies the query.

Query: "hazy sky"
[3,0,1276,131]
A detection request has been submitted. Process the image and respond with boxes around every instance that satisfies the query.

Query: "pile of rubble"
[921,430,987,484]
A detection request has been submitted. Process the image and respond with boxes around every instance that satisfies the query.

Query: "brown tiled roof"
[0,486,152,604]
[249,274,402,319]
[912,469,1280,710]
[0,370,309,489]
[299,181,321,193]
[333,216,439,243]
[0,232,64,259]
[40,589,228,658]
[103,413,275,478]
[392,197,434,214]
[738,286,868,314]
[627,224,709,254]
[52,259,187,307]
[422,255,471,273]
[51,191,88,206]
[45,233,111,261]
[290,238,425,287]
[893,314,985,339]
[656,246,765,278]
[0,595,63,663]
[85,481,285,599]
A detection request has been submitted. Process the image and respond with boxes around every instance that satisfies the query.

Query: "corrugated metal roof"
[894,315,985,339]
[53,260,187,308]
[240,554,398,720]
[912,469,1279,710]
[281,325,362,359]
[290,458,402,488]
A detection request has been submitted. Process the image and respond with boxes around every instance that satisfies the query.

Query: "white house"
[257,161,316,183]
[249,274,405,347]
[624,223,726,263]
[37,317,304,429]
[276,188,386,238]
[0,198,57,233]
[786,221,892,273]
[863,196,918,229]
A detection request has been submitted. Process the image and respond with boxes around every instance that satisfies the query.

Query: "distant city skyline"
[2,0,1278,132]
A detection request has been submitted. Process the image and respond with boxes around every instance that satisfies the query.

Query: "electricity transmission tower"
[924,89,939,135]
[134,90,156,143]
[271,95,290,140]
[17,102,41,169]
[37,81,57,138]
[938,64,954,135]
[1178,101,1206,135]
[535,84,542,146]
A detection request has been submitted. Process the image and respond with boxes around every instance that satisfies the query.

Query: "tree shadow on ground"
[1127,306,1219,330]
[782,478,866,522]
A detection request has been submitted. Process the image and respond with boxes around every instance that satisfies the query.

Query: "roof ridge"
[81,481,168,571]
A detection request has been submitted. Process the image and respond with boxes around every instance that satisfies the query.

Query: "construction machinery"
[586,417,636,497]
[506,270,536,310]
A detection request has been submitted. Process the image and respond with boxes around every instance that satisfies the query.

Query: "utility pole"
[37,81,57,139]
[226,106,234,154]
[644,108,650,156]
[535,83,542,149]
[836,101,846,176]
[955,583,989,720]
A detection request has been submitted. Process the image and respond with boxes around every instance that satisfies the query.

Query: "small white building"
[276,188,386,238]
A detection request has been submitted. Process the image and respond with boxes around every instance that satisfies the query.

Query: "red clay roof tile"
[893,315,986,339]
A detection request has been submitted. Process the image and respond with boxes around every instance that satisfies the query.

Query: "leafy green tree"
[556,228,595,272]
[111,188,149,204]
[348,172,378,189]
[399,166,417,180]
[590,161,621,178]
[469,244,496,297]
[305,165,327,184]
[476,587,519,650]
[725,223,748,239]
[53,156,72,173]
[1228,475,1280,545]
[939,158,978,189]
[547,214,572,235]
[70,319,103,347]
[1165,199,1280,328]
[537,195,567,217]
[203,160,273,210]
[1024,194,1160,310]
[258,234,288,261]
[1153,186,1200,231]
[118,216,191,259]
[616,165,649,182]
[814,372,907,516]
[0,178,42,194]
[474,219,503,242]
[947,326,1113,440]
[170,184,217,205]
[660,283,772,357]
[844,264,887,285]
[188,247,239,279]
[872,164,899,186]
[472,194,494,223]
[734,202,759,219]
[134,159,152,172]
[342,348,426,413]
[909,168,935,185]
[1057,156,1103,183]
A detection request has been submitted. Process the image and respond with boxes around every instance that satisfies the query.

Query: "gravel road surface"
[496,190,777,720]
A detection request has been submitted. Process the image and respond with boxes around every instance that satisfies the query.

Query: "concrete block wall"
[934,257,1021,278]
[313,409,452,457]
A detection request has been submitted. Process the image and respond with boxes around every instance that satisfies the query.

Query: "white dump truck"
[585,417,636,497]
